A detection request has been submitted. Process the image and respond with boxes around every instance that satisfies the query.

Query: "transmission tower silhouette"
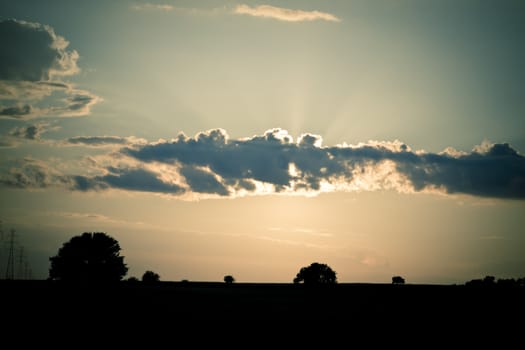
[18,247,25,279]
[5,229,15,280]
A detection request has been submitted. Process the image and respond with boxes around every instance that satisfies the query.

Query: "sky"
[0,0,524,284]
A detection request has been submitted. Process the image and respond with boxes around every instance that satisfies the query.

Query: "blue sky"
[1,0,524,283]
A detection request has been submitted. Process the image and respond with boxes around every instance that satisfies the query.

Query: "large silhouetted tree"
[49,232,128,282]
[293,262,337,285]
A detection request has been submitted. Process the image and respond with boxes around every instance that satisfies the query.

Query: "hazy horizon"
[1,0,524,284]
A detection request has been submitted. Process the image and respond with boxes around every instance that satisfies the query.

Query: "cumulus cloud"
[0,19,79,81]
[123,129,524,199]
[234,4,340,22]
[180,165,230,196]
[1,129,524,200]
[124,128,345,194]
[0,19,101,119]
[396,142,525,198]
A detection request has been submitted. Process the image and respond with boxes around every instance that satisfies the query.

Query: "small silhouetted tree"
[392,276,405,284]
[224,275,235,284]
[483,275,495,285]
[497,278,517,287]
[465,278,483,287]
[142,270,160,284]
[49,232,128,282]
[293,262,337,285]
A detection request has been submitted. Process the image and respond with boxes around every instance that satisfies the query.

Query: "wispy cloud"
[479,235,505,240]
[0,81,102,119]
[0,139,15,148]
[4,127,145,149]
[0,104,31,117]
[51,211,149,226]
[0,158,71,189]
[64,135,147,147]
[131,3,174,12]
[8,122,57,141]
[131,3,227,16]
[0,19,101,119]
[72,167,185,194]
[257,235,332,250]
[267,227,333,237]
[234,4,340,22]
[1,128,524,200]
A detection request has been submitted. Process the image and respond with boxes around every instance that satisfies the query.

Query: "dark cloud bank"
[2,129,524,200]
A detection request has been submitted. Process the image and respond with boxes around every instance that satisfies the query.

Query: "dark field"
[2,280,523,325]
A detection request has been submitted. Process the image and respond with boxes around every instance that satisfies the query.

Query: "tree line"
[46,231,525,287]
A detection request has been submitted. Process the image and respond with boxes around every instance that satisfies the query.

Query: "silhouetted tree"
[465,278,483,287]
[142,270,160,284]
[49,232,128,282]
[392,276,405,284]
[466,275,525,288]
[466,275,498,287]
[127,276,139,283]
[224,275,235,284]
[497,278,517,287]
[293,262,337,285]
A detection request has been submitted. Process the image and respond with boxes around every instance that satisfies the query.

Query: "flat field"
[2,280,523,324]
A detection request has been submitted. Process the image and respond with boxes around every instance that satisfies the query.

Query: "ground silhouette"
[2,279,524,326]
